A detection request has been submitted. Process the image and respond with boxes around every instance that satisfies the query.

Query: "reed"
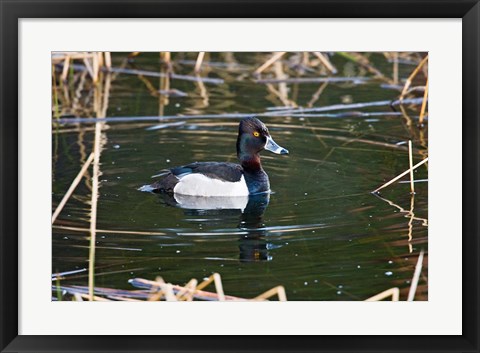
[194,52,206,73]
[55,273,287,302]
[56,62,224,84]
[365,287,399,301]
[253,286,287,301]
[399,55,428,101]
[87,68,110,300]
[312,52,337,74]
[336,52,390,82]
[88,121,102,301]
[407,249,425,301]
[419,77,429,125]
[195,273,225,301]
[51,152,94,224]
[52,225,168,236]
[372,158,428,193]
[254,52,286,76]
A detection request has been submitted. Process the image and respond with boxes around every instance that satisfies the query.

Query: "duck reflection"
[158,192,271,262]
[238,193,270,262]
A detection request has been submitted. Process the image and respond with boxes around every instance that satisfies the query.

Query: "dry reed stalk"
[253,286,287,301]
[86,71,112,300]
[88,119,104,301]
[52,225,167,236]
[158,60,170,115]
[307,81,329,108]
[392,52,399,84]
[79,293,111,302]
[51,152,94,224]
[136,73,160,96]
[92,53,100,82]
[262,97,422,116]
[408,140,415,194]
[74,293,84,301]
[104,52,112,70]
[195,74,209,108]
[256,77,369,84]
[176,278,198,301]
[107,296,142,302]
[52,268,88,281]
[407,249,425,301]
[399,55,428,101]
[147,284,164,301]
[273,61,296,107]
[162,52,171,64]
[372,158,428,193]
[100,73,112,118]
[254,52,286,76]
[398,102,414,130]
[131,278,242,301]
[194,52,206,73]
[302,52,310,66]
[98,51,105,67]
[83,56,95,81]
[196,273,225,301]
[148,277,177,301]
[54,52,96,60]
[312,52,337,74]
[419,77,429,125]
[60,79,71,107]
[265,83,291,107]
[63,275,288,302]
[403,86,426,95]
[337,52,389,82]
[55,125,101,134]
[61,54,70,81]
[52,65,60,118]
[77,65,223,84]
[365,287,399,301]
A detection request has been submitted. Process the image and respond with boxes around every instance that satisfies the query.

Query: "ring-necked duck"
[139,117,288,196]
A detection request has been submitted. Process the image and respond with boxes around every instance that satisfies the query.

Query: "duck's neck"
[238,153,270,194]
[238,153,263,173]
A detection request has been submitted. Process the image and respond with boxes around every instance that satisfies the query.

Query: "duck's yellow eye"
[253,131,260,137]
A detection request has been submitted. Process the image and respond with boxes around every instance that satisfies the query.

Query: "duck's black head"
[236,117,289,160]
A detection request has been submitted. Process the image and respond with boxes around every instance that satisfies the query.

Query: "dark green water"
[52,52,428,300]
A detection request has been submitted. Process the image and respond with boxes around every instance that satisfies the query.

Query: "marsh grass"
[53,272,417,302]
[54,273,288,301]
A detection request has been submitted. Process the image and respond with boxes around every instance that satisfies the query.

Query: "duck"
[140,117,288,196]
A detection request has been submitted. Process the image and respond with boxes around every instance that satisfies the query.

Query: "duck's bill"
[265,136,289,155]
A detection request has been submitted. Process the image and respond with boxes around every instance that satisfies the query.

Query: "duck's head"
[236,117,289,158]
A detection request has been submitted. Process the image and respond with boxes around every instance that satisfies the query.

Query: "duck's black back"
[149,162,244,193]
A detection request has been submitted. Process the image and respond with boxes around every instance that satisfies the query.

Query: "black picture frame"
[1,1,479,352]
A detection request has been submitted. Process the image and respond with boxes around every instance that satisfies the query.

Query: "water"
[52,52,428,300]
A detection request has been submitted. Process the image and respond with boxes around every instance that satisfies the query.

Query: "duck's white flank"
[174,194,249,210]
[173,174,249,196]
